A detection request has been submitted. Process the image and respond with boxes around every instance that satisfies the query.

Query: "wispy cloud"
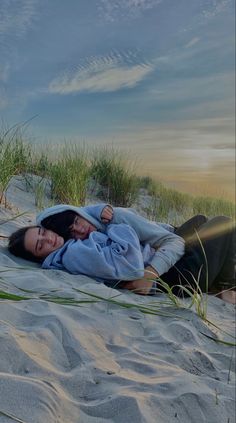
[180,0,233,35]
[0,0,38,38]
[0,1,38,89]
[98,0,162,22]
[185,37,200,49]
[49,51,154,95]
[202,0,232,19]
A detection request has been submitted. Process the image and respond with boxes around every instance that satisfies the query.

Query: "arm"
[58,224,145,280]
[111,208,185,276]
[81,204,113,223]
[120,265,158,295]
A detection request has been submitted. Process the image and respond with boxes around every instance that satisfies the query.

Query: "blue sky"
[0,0,235,198]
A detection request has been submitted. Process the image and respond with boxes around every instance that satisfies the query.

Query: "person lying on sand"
[8,223,152,282]
[8,204,235,302]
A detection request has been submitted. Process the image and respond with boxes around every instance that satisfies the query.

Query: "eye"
[36,227,44,252]
[69,225,74,235]
[74,217,79,225]
[39,227,45,236]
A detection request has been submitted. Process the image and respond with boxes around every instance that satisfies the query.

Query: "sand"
[0,176,235,423]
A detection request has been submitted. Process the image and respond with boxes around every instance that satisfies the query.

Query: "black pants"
[174,214,208,240]
[160,215,235,295]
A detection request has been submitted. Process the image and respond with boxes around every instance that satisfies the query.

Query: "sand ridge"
[0,178,235,423]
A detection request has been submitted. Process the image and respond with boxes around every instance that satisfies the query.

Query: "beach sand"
[0,177,235,423]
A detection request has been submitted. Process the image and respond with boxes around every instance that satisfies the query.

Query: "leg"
[174,214,208,241]
[161,216,235,295]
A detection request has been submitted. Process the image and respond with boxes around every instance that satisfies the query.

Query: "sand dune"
[0,178,235,423]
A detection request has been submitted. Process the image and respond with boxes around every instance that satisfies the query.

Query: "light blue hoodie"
[37,204,185,276]
[42,223,154,282]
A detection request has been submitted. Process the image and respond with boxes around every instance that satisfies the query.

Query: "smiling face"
[24,227,64,259]
[69,215,97,240]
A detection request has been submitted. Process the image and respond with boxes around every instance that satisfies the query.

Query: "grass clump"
[50,144,90,205]
[0,125,32,204]
[137,176,157,194]
[30,150,53,178]
[142,178,235,224]
[192,196,235,219]
[0,123,234,217]
[90,146,139,206]
[145,181,193,224]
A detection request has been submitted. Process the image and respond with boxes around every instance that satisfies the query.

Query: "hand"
[101,205,113,223]
[121,266,159,295]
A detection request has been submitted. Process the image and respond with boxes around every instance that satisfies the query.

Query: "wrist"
[145,265,159,279]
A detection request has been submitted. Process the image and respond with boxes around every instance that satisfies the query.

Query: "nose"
[40,232,54,244]
[72,222,84,235]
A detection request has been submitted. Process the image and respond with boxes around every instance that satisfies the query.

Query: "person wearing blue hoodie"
[35,204,235,298]
[8,221,159,293]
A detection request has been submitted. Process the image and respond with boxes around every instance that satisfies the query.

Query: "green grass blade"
[200,331,236,347]
[0,409,29,423]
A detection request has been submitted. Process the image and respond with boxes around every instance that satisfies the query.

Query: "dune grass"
[50,143,90,205]
[0,123,235,217]
[90,146,139,206]
[0,125,32,204]
[192,196,235,219]
[141,179,235,224]
[0,409,28,423]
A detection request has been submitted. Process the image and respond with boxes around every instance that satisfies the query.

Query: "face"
[24,227,64,258]
[69,215,97,240]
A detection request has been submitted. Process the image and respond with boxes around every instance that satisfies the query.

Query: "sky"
[0,0,235,200]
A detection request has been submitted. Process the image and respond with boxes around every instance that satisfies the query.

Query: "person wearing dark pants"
[160,215,235,296]
[12,202,235,302]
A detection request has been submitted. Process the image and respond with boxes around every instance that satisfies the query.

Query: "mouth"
[79,226,89,239]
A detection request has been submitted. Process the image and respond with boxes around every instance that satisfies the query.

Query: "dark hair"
[8,226,42,263]
[41,210,78,241]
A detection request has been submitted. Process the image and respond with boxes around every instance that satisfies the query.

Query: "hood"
[36,204,104,231]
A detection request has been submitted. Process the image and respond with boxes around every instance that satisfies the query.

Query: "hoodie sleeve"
[111,208,185,276]
[80,203,111,222]
[43,224,145,281]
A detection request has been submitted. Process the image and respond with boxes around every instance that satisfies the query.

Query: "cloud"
[0,1,38,87]
[49,51,154,95]
[202,0,232,19]
[98,0,162,21]
[185,37,200,49]
[180,0,233,35]
[0,0,38,38]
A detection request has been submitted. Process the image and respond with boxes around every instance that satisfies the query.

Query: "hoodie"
[37,203,185,276]
[42,223,155,282]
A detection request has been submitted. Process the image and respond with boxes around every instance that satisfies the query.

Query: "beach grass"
[143,181,235,224]
[0,125,32,204]
[50,143,90,205]
[192,196,235,219]
[0,124,235,218]
[90,146,139,206]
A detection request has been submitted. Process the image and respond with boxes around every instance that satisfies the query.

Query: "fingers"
[101,205,114,223]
